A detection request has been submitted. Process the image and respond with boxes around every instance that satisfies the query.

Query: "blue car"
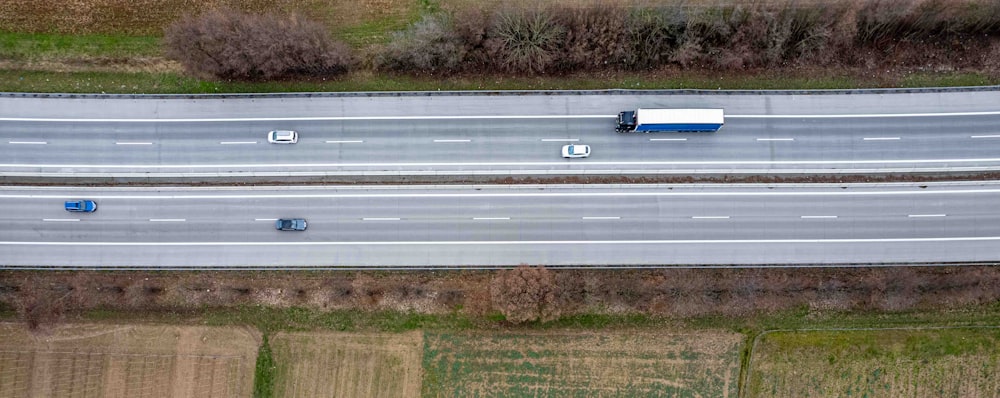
[275,218,307,231]
[65,200,97,212]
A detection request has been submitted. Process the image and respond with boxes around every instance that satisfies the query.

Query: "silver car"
[275,218,307,231]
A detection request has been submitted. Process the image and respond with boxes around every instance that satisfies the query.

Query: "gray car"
[275,218,307,231]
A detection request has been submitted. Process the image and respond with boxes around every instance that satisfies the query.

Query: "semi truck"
[616,108,724,133]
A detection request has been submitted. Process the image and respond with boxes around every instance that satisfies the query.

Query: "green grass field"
[422,331,744,397]
[747,328,1000,397]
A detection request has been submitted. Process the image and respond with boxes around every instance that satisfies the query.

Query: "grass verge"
[3,69,998,94]
[0,32,162,60]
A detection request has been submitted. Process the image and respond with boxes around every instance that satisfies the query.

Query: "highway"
[2,182,998,268]
[2,91,1000,177]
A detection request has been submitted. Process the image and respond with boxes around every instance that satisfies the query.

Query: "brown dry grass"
[0,0,417,36]
[269,330,422,398]
[0,322,260,398]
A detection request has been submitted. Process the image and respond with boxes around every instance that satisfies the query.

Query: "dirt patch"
[423,330,743,397]
[0,57,183,74]
[4,267,1000,328]
[269,330,422,398]
[0,322,260,398]
[748,328,1000,397]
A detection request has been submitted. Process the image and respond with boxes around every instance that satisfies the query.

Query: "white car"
[561,144,590,158]
[267,130,298,144]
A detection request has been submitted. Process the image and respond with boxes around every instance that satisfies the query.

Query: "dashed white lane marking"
[8,141,47,145]
[220,141,257,145]
[362,217,400,221]
[970,135,1000,138]
[863,137,901,141]
[42,218,79,222]
[801,215,838,219]
[433,139,471,143]
[326,140,364,144]
[649,138,687,141]
[908,214,947,218]
[472,217,510,220]
[692,216,731,219]
[582,216,621,220]
[540,138,579,142]
[115,142,153,145]
[149,218,185,222]
[254,218,278,221]
[756,138,795,141]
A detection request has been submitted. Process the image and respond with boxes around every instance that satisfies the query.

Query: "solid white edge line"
[908,214,947,218]
[582,216,621,220]
[541,139,579,142]
[149,218,186,222]
[692,216,731,219]
[325,140,364,143]
[220,141,257,145]
[756,138,794,141]
[649,138,687,141]
[42,218,79,222]
[362,217,401,221]
[8,141,47,145]
[115,142,153,145]
[7,111,1000,123]
[5,188,1000,199]
[472,217,510,220]
[4,236,1000,245]
[801,215,838,219]
[433,139,471,143]
[863,137,901,141]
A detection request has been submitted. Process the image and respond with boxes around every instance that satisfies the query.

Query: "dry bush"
[552,4,629,72]
[490,265,560,324]
[376,14,466,74]
[163,8,353,80]
[487,9,566,74]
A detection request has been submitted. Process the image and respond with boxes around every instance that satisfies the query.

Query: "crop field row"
[1,322,999,397]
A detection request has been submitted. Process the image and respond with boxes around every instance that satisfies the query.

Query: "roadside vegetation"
[2,0,1000,92]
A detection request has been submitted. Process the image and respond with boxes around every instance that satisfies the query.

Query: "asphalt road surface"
[2,182,998,268]
[2,91,1000,177]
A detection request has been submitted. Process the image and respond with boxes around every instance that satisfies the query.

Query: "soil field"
[0,322,260,398]
[269,330,423,398]
[422,330,743,397]
[747,328,1000,397]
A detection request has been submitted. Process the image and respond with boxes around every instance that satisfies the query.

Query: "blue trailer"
[616,108,724,133]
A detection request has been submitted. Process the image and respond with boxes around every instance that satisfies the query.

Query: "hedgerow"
[376,0,1000,75]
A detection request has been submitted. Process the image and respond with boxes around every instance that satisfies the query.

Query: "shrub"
[553,4,629,72]
[625,7,687,70]
[163,8,353,80]
[376,14,466,74]
[490,265,560,324]
[487,9,566,74]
